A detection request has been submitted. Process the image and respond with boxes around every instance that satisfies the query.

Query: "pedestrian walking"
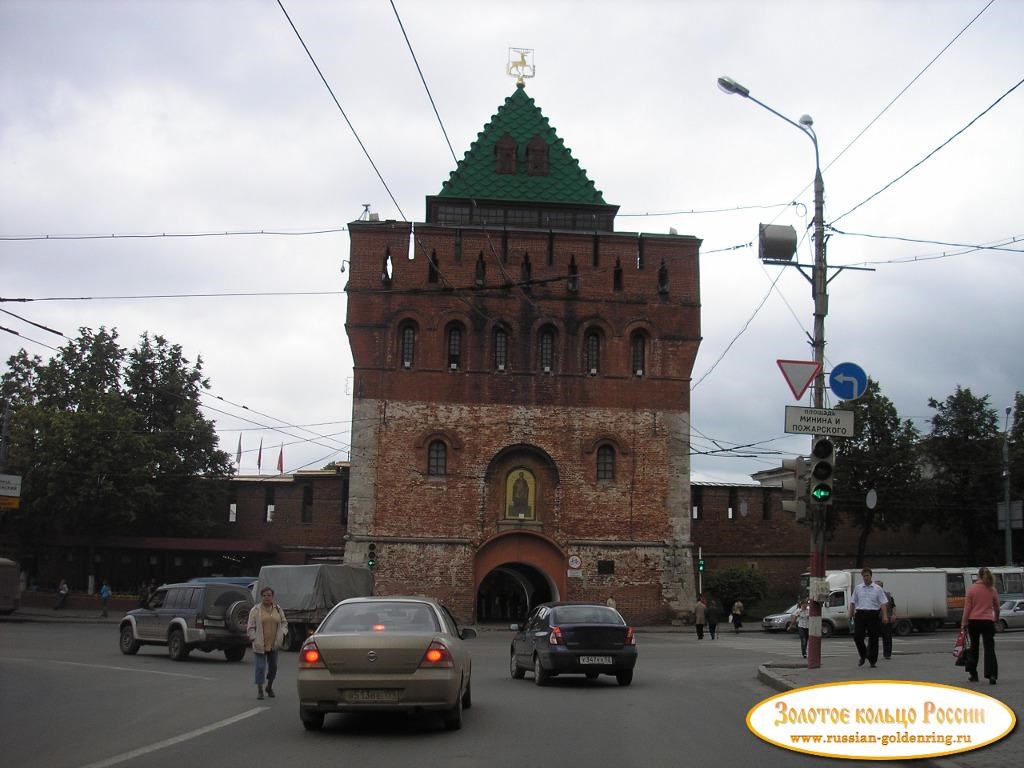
[731,600,744,633]
[962,567,1001,685]
[849,567,888,668]
[247,586,289,700]
[705,595,722,639]
[99,580,112,618]
[694,594,706,640]
[53,579,69,610]
[876,580,895,659]
[789,598,810,658]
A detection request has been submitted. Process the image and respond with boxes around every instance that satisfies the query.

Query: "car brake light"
[548,626,564,645]
[625,627,635,645]
[195,618,204,629]
[299,641,326,668]
[372,623,386,632]
[419,640,454,668]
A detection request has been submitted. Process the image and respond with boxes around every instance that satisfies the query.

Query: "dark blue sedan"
[510,602,637,686]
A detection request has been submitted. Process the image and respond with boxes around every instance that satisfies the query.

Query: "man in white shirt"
[848,567,889,668]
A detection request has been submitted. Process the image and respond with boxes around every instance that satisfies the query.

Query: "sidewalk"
[758,648,1019,768]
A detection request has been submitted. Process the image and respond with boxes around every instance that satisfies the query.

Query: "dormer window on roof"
[496,133,517,175]
[526,134,549,176]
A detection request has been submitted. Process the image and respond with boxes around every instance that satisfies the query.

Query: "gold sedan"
[297,596,476,731]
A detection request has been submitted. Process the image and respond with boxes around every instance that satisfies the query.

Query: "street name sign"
[785,406,854,437]
[777,359,821,400]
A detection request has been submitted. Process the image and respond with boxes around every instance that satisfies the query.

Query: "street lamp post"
[718,76,828,669]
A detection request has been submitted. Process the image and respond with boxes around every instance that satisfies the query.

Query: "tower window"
[427,440,447,476]
[447,326,463,370]
[526,134,549,176]
[586,331,601,375]
[540,329,555,373]
[597,445,615,481]
[494,328,508,371]
[631,331,647,377]
[428,250,439,283]
[401,323,416,369]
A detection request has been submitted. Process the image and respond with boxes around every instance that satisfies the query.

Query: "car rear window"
[205,587,251,616]
[551,606,624,625]
[321,602,441,633]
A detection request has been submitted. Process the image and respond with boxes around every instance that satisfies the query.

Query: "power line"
[0,291,344,303]
[828,228,1024,254]
[275,0,406,220]
[618,202,794,217]
[821,0,996,176]
[0,227,347,242]
[831,75,1024,225]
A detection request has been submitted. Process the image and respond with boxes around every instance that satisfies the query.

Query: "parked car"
[118,582,253,661]
[761,603,799,632]
[997,599,1024,631]
[509,602,637,686]
[296,596,475,732]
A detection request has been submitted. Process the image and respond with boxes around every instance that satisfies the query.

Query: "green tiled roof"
[438,83,608,206]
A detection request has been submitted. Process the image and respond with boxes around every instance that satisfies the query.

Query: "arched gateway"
[474,532,564,623]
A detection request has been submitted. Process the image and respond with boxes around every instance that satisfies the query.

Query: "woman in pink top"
[961,567,1001,685]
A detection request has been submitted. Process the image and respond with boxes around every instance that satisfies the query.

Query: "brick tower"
[344,83,701,624]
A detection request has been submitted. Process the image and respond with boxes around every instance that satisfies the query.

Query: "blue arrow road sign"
[829,362,868,401]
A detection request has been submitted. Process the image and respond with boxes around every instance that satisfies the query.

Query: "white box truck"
[807,568,947,637]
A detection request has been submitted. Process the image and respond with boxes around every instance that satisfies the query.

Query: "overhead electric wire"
[821,0,996,176]
[0,290,344,303]
[275,0,406,220]
[0,227,347,242]
[618,202,794,217]
[831,75,1024,226]
[828,228,1024,254]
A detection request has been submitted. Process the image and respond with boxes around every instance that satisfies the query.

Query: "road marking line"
[52,659,216,680]
[79,708,267,768]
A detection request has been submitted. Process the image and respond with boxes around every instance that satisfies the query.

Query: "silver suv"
[119,582,253,661]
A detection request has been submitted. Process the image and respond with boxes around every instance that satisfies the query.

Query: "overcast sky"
[2,0,1021,485]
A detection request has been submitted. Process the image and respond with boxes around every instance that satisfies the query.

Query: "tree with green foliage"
[921,386,1002,562]
[704,566,768,615]
[833,379,921,567]
[1,328,232,561]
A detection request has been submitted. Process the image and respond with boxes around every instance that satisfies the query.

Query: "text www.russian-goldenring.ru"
[789,732,973,748]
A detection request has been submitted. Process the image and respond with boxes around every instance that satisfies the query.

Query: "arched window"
[447,325,463,370]
[585,330,601,375]
[539,328,555,373]
[631,331,647,377]
[427,441,447,476]
[494,328,508,371]
[474,253,486,286]
[400,323,416,369]
[597,445,615,481]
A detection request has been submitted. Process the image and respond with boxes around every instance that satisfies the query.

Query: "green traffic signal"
[367,543,377,568]
[811,483,833,502]
[698,558,705,572]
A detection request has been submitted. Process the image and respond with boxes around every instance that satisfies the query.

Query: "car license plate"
[345,689,399,703]
[579,656,612,665]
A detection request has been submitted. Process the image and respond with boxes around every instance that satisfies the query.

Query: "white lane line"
[50,659,216,680]
[79,708,267,768]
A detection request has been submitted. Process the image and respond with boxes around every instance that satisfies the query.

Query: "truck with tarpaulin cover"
[256,564,374,650]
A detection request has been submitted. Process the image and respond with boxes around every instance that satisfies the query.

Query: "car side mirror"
[509,623,520,632]
[460,627,477,640]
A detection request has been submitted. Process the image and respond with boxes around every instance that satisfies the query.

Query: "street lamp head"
[717,76,750,98]
[799,114,814,128]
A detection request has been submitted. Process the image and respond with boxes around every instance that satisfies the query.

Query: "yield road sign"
[777,360,821,400]
[829,362,868,401]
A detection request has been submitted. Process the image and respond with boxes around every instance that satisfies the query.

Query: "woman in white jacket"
[247,587,288,700]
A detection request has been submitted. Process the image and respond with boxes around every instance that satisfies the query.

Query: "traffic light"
[697,558,705,572]
[366,542,377,569]
[781,456,810,519]
[809,437,835,505]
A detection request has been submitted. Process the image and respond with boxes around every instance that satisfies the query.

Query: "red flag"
[277,443,284,474]
[257,438,263,472]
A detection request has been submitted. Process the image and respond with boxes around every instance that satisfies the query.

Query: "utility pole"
[1005,406,1014,566]
[717,76,828,668]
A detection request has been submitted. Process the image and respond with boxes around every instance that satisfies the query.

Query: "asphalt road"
[0,621,946,768]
